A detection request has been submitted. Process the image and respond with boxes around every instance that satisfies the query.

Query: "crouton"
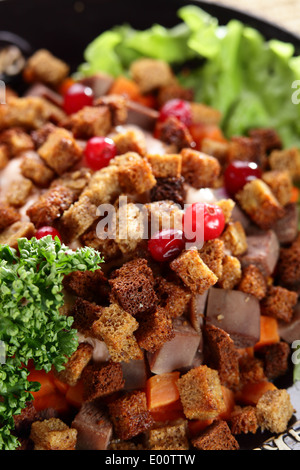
[220,221,248,256]
[38,127,83,175]
[31,122,57,148]
[201,138,229,166]
[108,390,154,440]
[95,94,128,126]
[256,389,294,434]
[228,136,265,167]
[170,249,218,295]
[190,102,222,126]
[147,153,182,179]
[269,147,300,181]
[148,419,189,450]
[157,83,194,107]
[64,105,112,139]
[0,127,34,157]
[238,356,266,386]
[204,324,240,389]
[248,128,282,153]
[56,342,94,387]
[82,165,121,206]
[256,341,290,380]
[117,156,156,195]
[112,128,147,156]
[130,58,174,94]
[260,285,298,323]
[23,49,69,87]
[262,170,293,207]
[145,200,183,234]
[0,220,35,248]
[91,303,143,363]
[5,177,33,208]
[50,168,92,197]
[70,298,102,337]
[158,116,194,151]
[277,235,300,288]
[109,440,145,450]
[181,148,221,189]
[115,202,147,254]
[58,195,98,242]
[62,269,109,304]
[177,365,226,420]
[216,200,236,225]
[30,418,77,450]
[0,202,21,231]
[199,239,225,279]
[155,276,192,318]
[217,255,242,290]
[150,176,185,208]
[230,406,258,435]
[26,185,76,228]
[237,265,267,300]
[235,179,285,230]
[82,361,125,401]
[0,143,9,169]
[134,307,175,353]
[81,224,121,262]
[192,420,239,450]
[20,151,56,187]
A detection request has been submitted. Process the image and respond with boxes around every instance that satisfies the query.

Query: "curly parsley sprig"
[0,236,103,450]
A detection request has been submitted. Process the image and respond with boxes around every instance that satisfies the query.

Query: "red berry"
[224,161,262,197]
[148,229,185,262]
[159,99,192,127]
[63,83,94,115]
[183,202,225,245]
[84,137,117,171]
[36,226,62,241]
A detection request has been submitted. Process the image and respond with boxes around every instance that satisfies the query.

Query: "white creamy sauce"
[185,184,230,206]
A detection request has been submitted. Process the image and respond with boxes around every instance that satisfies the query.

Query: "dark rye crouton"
[192,420,239,451]
[181,148,221,189]
[237,264,267,301]
[63,105,112,139]
[134,307,175,353]
[260,285,298,323]
[157,82,194,107]
[155,276,192,318]
[82,362,125,402]
[238,356,266,387]
[204,324,240,389]
[20,151,56,187]
[148,419,189,450]
[248,128,282,153]
[256,341,290,380]
[0,202,21,232]
[147,153,182,178]
[277,235,300,288]
[23,49,70,87]
[256,389,294,434]
[0,127,34,157]
[158,116,194,151]
[70,298,102,337]
[177,365,226,420]
[30,418,77,451]
[55,342,94,387]
[63,269,109,304]
[108,390,154,440]
[229,406,258,435]
[150,176,185,208]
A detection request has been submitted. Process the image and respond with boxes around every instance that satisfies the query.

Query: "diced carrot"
[237,347,254,361]
[290,186,299,203]
[219,386,235,421]
[151,404,185,423]
[254,316,280,350]
[108,76,141,101]
[33,392,70,414]
[189,123,227,149]
[136,94,157,109]
[146,372,180,411]
[65,379,85,409]
[27,369,56,399]
[235,381,277,406]
[188,419,214,437]
[53,376,69,395]
[58,77,76,96]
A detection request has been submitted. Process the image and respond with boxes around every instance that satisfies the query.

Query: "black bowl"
[0,0,299,450]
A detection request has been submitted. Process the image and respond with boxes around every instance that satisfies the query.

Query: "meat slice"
[238,230,280,277]
[147,317,202,374]
[126,101,159,130]
[121,358,148,391]
[279,302,300,344]
[189,290,209,332]
[79,73,114,98]
[71,401,112,450]
[272,203,299,245]
[206,288,260,348]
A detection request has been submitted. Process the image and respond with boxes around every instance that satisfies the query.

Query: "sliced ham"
[79,73,114,98]
[71,401,112,450]
[126,100,159,130]
[206,288,261,348]
[24,83,63,108]
[272,203,299,245]
[189,290,209,332]
[279,302,300,344]
[238,230,280,277]
[121,358,148,391]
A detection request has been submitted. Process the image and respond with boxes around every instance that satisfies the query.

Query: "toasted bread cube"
[0,220,35,248]
[260,285,298,323]
[117,157,156,195]
[190,102,222,126]
[201,138,229,166]
[230,406,258,435]
[64,105,112,139]
[248,128,282,153]
[269,147,300,181]
[177,365,226,420]
[56,342,94,387]
[220,221,248,256]
[0,202,21,231]
[277,234,300,288]
[82,362,125,401]
[30,418,77,450]
[199,239,225,279]
[228,136,265,166]
[59,195,98,242]
[181,148,221,189]
[145,200,183,234]
[63,269,109,304]
[159,116,194,151]
[0,144,9,169]
[113,128,147,156]
[155,277,192,318]
[157,82,194,107]
[256,389,294,434]
[135,307,175,353]
[92,303,143,363]
[147,153,182,178]
[238,356,266,387]
[218,255,242,290]
[82,165,121,206]
[192,420,239,450]
[23,49,69,87]
[216,199,235,224]
[81,224,121,261]
[235,179,285,230]
[115,202,147,254]
[70,298,102,337]
[130,58,174,94]
[237,264,267,301]
[170,249,218,295]
[20,151,56,187]
[0,127,34,157]
[262,170,293,206]
[95,94,128,126]
[148,419,189,450]
[38,127,83,175]
[256,341,290,380]
[150,176,185,208]
[6,177,33,208]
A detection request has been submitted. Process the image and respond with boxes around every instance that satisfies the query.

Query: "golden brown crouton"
[95,94,128,126]
[135,307,175,353]
[115,202,147,254]
[256,389,294,433]
[56,342,94,387]
[117,157,156,195]
[230,406,258,435]
[147,153,182,178]
[237,265,267,300]
[148,419,189,450]
[181,148,221,189]
[23,49,70,87]
[235,179,285,230]
[0,143,9,169]
[228,136,265,166]
[81,224,121,262]
[220,221,248,256]
[0,127,34,157]
[170,249,218,295]
[5,177,33,208]
[112,128,147,156]
[269,147,300,181]
[20,152,56,187]
[260,285,298,323]
[262,170,293,207]
[199,238,225,279]
[192,420,239,450]
[58,195,98,242]
[0,220,35,248]
[82,165,121,207]
[0,202,21,231]
[64,105,112,139]
[190,102,222,126]
[130,58,174,94]
[177,365,226,420]
[82,361,125,401]
[30,418,77,450]
[201,138,229,166]
[145,200,183,234]
[155,276,192,318]
[215,199,236,224]
[217,255,242,290]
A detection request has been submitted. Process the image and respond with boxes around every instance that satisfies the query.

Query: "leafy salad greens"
[0,236,103,450]
[77,4,300,148]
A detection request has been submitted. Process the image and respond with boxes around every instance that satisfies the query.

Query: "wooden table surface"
[205,0,300,36]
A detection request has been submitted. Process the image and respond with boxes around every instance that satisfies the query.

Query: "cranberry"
[148,229,185,262]
[63,83,94,115]
[84,137,117,171]
[159,99,192,127]
[224,161,262,197]
[183,202,225,245]
[36,226,62,241]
